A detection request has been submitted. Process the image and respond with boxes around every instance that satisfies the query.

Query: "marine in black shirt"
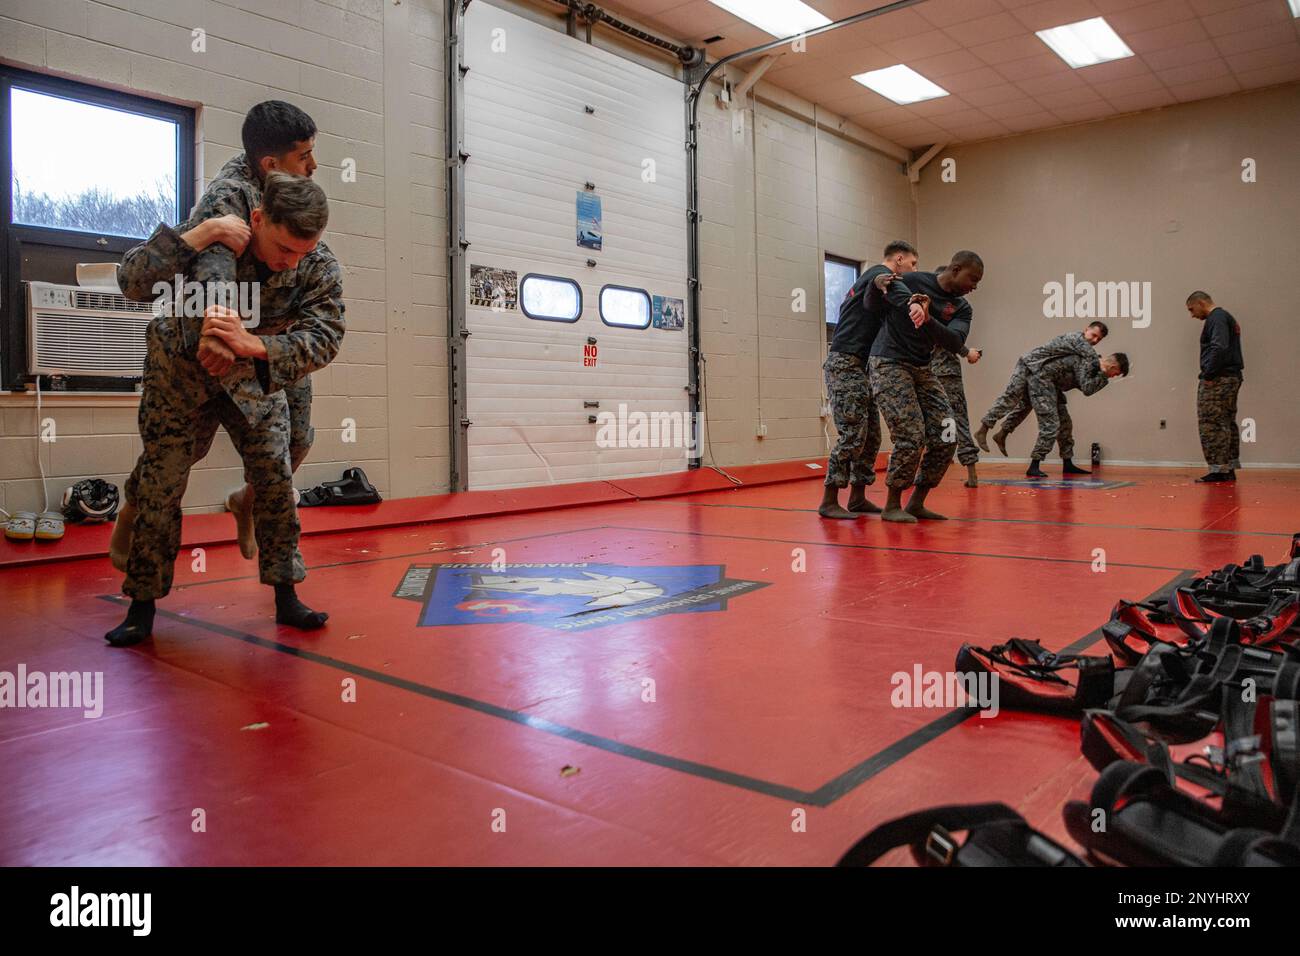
[867,251,984,523]
[1187,292,1245,482]
[819,241,918,519]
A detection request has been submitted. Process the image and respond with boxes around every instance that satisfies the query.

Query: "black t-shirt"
[1200,307,1244,380]
[830,264,891,360]
[869,270,973,366]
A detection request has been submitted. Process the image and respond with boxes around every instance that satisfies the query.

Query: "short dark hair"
[933,264,947,273]
[242,101,317,176]
[1087,320,1109,338]
[1186,290,1212,304]
[951,250,983,270]
[1110,352,1130,376]
[883,240,917,259]
[261,172,328,239]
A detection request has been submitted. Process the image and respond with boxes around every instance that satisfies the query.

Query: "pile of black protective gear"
[839,533,1300,867]
[297,467,382,507]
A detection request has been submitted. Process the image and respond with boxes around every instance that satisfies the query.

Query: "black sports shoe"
[1195,472,1229,483]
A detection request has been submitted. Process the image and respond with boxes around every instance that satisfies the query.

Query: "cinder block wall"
[696,76,914,469]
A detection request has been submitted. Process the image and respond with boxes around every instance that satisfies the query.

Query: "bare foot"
[881,507,918,524]
[974,425,990,453]
[905,502,948,520]
[847,496,882,514]
[964,465,979,488]
[109,501,136,573]
[819,504,862,520]
[992,430,1009,457]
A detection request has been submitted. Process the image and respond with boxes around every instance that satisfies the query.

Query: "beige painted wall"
[915,81,1300,466]
[0,0,449,516]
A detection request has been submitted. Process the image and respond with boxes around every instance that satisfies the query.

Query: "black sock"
[1027,459,1046,476]
[105,598,155,647]
[274,584,329,629]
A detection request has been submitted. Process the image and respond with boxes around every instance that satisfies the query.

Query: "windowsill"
[0,391,141,406]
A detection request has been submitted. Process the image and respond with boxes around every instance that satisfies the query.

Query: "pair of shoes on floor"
[3,510,64,542]
[1195,470,1237,483]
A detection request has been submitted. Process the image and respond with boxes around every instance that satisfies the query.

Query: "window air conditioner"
[25,275,157,379]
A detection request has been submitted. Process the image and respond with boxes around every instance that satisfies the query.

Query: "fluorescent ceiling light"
[708,0,830,39]
[1288,0,1300,17]
[852,65,948,105]
[1036,17,1134,68]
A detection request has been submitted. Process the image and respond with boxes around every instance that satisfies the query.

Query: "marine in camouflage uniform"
[123,153,316,478]
[871,356,956,489]
[115,186,345,603]
[823,351,879,488]
[868,266,977,505]
[1193,300,1244,480]
[980,331,1096,434]
[1025,353,1109,461]
[929,346,978,467]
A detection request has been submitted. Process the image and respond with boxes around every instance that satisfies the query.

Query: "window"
[599,285,650,329]
[824,254,860,326]
[520,273,582,322]
[1,66,195,389]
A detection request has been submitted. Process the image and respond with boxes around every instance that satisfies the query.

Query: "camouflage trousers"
[192,376,314,472]
[1197,375,1242,471]
[981,360,1029,429]
[1025,374,1076,460]
[937,371,979,466]
[869,357,955,490]
[126,375,313,582]
[823,351,880,488]
[123,323,300,600]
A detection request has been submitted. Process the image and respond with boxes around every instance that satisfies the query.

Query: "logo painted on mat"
[394,563,769,632]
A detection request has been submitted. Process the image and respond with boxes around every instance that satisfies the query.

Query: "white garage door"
[462,2,690,490]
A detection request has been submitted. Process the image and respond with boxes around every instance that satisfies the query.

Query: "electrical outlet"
[1159,420,1166,429]
[757,422,768,438]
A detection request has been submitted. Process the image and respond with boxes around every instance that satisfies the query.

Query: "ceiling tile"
[1123,18,1210,53]
[1167,74,1243,100]
[950,13,1036,48]
[1074,53,1152,80]
[935,120,1013,142]
[1140,39,1219,71]
[1000,109,1062,131]
[1051,100,1119,122]
[844,8,936,43]
[1212,23,1300,56]
[916,0,1007,26]
[881,31,964,61]
[1226,43,1300,71]
[905,49,989,77]
[994,52,1074,79]
[1009,0,1103,31]
[1104,0,1200,34]
[981,96,1052,117]
[939,66,1012,91]
[1233,60,1300,86]
[1188,0,1264,13]
[1200,0,1295,37]
[907,93,976,117]
[962,81,1031,104]
[1015,69,1088,93]
[1157,57,1232,85]
[1034,85,1108,107]
[1091,71,1167,96]
[1105,87,1179,110]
